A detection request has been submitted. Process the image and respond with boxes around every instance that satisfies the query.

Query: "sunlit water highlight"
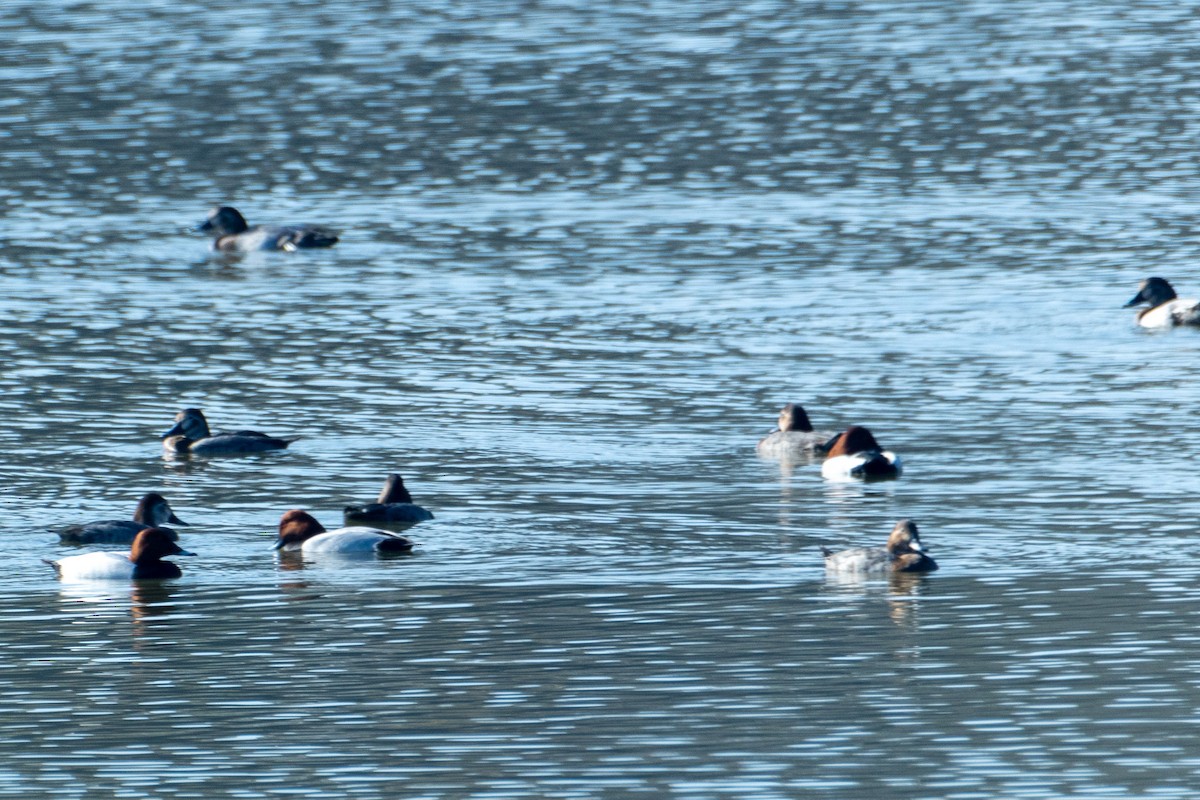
[4,1,1200,797]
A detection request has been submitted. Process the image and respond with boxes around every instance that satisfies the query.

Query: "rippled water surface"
[5,1,1200,797]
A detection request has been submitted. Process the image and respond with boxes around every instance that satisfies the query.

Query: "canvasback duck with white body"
[819,425,901,481]
[47,528,196,581]
[822,520,937,574]
[274,510,418,556]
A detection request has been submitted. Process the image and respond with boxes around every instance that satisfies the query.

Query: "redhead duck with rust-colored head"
[197,205,339,252]
[756,403,835,458]
[274,510,418,556]
[47,528,196,581]
[822,520,937,574]
[1125,277,1200,328]
[819,425,901,481]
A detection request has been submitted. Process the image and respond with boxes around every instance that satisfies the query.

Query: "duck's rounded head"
[377,473,414,504]
[824,425,883,457]
[1126,277,1178,308]
[198,206,249,236]
[274,509,327,550]
[777,403,813,433]
[886,520,922,554]
[162,408,211,440]
[885,520,937,572]
[131,528,195,564]
[135,492,188,527]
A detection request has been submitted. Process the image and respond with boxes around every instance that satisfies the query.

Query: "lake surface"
[4,0,1200,797]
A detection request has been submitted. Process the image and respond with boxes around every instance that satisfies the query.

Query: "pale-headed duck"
[1125,277,1200,328]
[59,492,189,544]
[822,520,937,574]
[161,408,296,456]
[343,474,434,528]
[47,528,196,581]
[756,403,836,458]
[820,425,901,480]
[274,510,418,555]
[197,206,338,252]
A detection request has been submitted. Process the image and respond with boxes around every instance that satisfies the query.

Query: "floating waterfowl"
[59,492,189,544]
[820,426,901,481]
[161,408,296,456]
[822,520,937,574]
[1125,277,1200,328]
[343,474,434,527]
[47,528,196,581]
[756,403,835,458]
[274,510,418,556]
[197,205,338,252]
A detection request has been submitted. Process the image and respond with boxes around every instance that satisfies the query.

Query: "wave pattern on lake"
[3,0,1200,797]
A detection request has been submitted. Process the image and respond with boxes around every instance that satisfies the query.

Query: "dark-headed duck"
[1125,277,1200,328]
[343,474,434,528]
[197,205,338,252]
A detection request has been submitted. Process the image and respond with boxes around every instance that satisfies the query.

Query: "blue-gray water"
[4,1,1200,797]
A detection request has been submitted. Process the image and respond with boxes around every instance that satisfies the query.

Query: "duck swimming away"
[819,425,901,481]
[343,474,434,528]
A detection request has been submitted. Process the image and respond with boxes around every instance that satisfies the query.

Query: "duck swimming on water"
[343,474,434,528]
[756,403,835,458]
[1124,277,1200,328]
[274,510,419,556]
[822,520,937,574]
[197,206,338,252]
[819,426,901,481]
[161,408,296,456]
[59,492,189,544]
[47,528,196,581]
